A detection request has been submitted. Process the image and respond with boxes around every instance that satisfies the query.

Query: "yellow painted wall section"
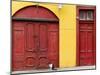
[59,5,76,68]
[12,1,76,68]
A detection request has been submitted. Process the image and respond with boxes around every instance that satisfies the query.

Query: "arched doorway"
[12,6,59,71]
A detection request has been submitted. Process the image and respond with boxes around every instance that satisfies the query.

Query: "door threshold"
[11,65,96,74]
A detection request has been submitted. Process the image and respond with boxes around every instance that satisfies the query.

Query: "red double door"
[12,21,59,71]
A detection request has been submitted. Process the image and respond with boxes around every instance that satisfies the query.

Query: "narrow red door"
[79,21,95,65]
[48,24,59,68]
[24,23,38,70]
[77,6,96,66]
[12,21,26,71]
[38,23,49,69]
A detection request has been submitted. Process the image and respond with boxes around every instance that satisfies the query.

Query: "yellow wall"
[12,1,76,68]
[59,5,76,67]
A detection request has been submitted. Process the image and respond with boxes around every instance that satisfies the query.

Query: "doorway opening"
[12,6,59,71]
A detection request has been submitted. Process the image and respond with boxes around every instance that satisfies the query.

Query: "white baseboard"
[12,65,96,74]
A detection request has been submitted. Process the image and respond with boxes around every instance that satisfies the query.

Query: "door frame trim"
[76,5,96,66]
[12,17,59,23]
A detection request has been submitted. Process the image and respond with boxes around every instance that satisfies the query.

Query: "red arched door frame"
[12,5,59,71]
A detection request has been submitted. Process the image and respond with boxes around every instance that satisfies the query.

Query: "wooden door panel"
[79,31,86,53]
[48,24,58,31]
[80,53,86,58]
[79,23,94,66]
[80,58,93,66]
[13,24,25,54]
[25,57,37,69]
[34,24,40,50]
[87,31,93,51]
[38,23,49,69]
[24,23,38,70]
[12,22,25,71]
[38,57,49,69]
[85,52,93,57]
[39,24,47,51]
[79,23,87,30]
[48,32,58,53]
[26,23,35,52]
[48,24,59,67]
[80,59,88,65]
